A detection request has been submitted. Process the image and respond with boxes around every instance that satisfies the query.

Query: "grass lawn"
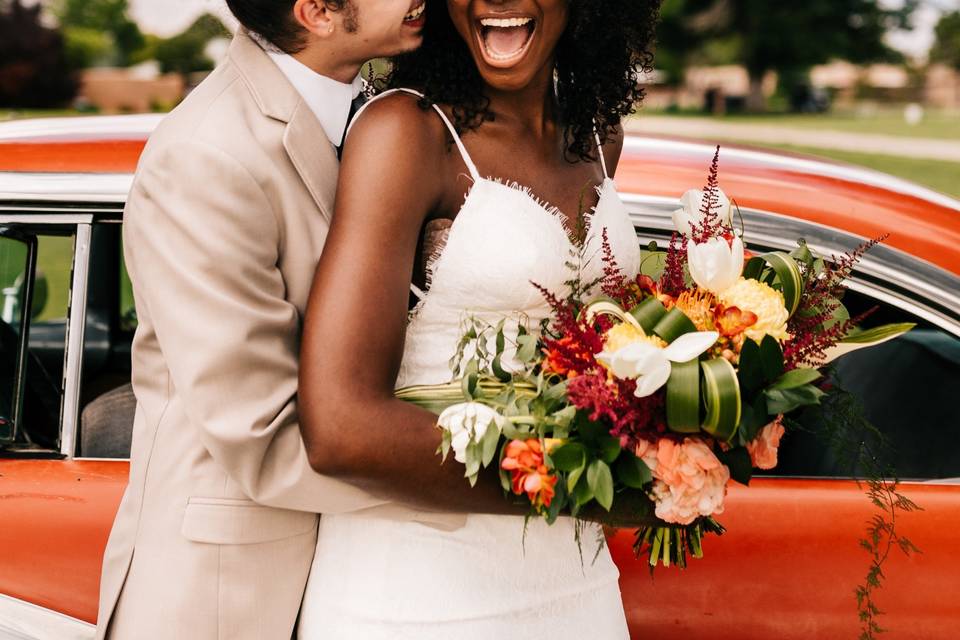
[0,109,92,122]
[641,107,960,141]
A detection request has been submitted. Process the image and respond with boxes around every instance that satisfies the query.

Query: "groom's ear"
[293,0,338,39]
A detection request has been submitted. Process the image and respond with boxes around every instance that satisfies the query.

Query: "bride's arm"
[298,96,521,514]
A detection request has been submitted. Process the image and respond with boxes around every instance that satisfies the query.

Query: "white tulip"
[687,236,745,295]
[672,189,732,237]
[437,402,505,464]
[596,331,719,398]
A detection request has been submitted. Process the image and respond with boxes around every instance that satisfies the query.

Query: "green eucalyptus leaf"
[572,474,594,506]
[480,419,501,467]
[567,461,587,493]
[516,334,538,364]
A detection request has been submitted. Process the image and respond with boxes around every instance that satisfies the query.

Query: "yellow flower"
[718,278,790,342]
[603,322,666,353]
[671,290,716,332]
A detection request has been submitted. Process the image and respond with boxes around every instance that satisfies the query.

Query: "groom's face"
[337,0,427,57]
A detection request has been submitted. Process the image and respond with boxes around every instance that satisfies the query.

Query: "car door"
[612,196,960,640]
[0,208,129,638]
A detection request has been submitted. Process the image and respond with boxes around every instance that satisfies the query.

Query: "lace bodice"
[353,89,643,388]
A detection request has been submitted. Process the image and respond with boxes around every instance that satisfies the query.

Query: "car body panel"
[0,460,126,624]
[0,115,958,638]
[611,479,960,639]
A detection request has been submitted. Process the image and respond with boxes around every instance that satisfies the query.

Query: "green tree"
[0,0,77,107]
[930,11,960,70]
[153,14,230,75]
[54,0,144,66]
[656,0,917,111]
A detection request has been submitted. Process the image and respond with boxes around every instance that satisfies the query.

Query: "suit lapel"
[227,30,340,223]
[283,104,339,224]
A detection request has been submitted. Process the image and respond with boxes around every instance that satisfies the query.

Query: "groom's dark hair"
[226,0,351,54]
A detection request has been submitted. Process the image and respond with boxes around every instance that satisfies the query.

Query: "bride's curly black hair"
[385,0,661,162]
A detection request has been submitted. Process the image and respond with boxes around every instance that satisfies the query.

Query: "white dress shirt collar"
[266,50,363,147]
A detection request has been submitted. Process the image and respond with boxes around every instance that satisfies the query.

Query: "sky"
[125,0,957,62]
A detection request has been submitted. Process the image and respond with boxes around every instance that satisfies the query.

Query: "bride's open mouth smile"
[403,0,426,29]
[476,14,537,68]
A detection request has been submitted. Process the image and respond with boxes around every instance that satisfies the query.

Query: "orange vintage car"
[0,114,958,639]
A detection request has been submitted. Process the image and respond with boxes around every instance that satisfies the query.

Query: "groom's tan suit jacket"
[97,31,463,639]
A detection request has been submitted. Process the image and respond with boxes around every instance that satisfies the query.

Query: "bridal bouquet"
[396,148,913,568]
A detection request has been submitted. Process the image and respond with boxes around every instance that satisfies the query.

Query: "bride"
[297,0,661,637]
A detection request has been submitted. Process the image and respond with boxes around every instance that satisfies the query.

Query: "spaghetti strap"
[345,87,481,181]
[593,129,609,180]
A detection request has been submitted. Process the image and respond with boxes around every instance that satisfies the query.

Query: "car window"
[0,234,31,440]
[774,291,960,481]
[0,229,72,450]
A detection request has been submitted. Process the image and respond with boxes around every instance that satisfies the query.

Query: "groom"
[96,1,429,638]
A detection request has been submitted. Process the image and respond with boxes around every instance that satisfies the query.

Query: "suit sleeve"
[123,139,387,513]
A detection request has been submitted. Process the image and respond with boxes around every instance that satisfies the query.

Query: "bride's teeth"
[404,2,425,20]
[479,17,532,28]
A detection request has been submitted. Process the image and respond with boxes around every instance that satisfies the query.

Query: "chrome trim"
[0,214,96,225]
[0,113,162,142]
[623,193,960,338]
[623,137,960,213]
[60,225,92,458]
[0,594,94,639]
[0,173,133,205]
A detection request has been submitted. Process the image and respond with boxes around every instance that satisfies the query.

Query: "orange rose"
[501,439,558,509]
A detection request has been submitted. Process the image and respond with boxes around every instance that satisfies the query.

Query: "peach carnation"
[747,415,786,470]
[635,437,730,525]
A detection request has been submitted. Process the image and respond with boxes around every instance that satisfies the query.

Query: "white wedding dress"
[297,89,642,639]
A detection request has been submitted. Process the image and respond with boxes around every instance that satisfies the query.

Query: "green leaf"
[771,368,822,390]
[598,436,622,464]
[480,419,501,467]
[737,337,764,394]
[543,379,569,404]
[653,308,698,343]
[587,460,614,511]
[764,384,826,414]
[759,252,804,317]
[666,358,701,433]
[628,297,668,333]
[700,358,742,442]
[616,453,653,489]
[461,359,479,400]
[567,461,587,493]
[438,429,452,462]
[516,334,538,364]
[717,446,753,486]
[550,442,587,472]
[736,394,771,443]
[572,474,594,506]
[742,256,766,281]
[842,322,916,344]
[759,334,785,383]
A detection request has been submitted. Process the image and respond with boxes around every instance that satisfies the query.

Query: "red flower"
[714,303,758,337]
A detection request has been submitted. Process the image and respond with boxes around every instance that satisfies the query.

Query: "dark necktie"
[337,94,367,160]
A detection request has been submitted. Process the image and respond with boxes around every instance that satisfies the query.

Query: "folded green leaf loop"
[629,298,668,333]
[666,358,701,433]
[653,308,698,343]
[700,358,742,442]
[758,252,804,317]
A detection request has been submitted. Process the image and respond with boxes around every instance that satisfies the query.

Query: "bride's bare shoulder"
[342,90,449,165]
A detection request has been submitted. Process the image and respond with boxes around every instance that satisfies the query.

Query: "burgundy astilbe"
[783,236,886,369]
[566,372,667,445]
[690,146,729,244]
[599,228,633,302]
[659,232,688,297]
